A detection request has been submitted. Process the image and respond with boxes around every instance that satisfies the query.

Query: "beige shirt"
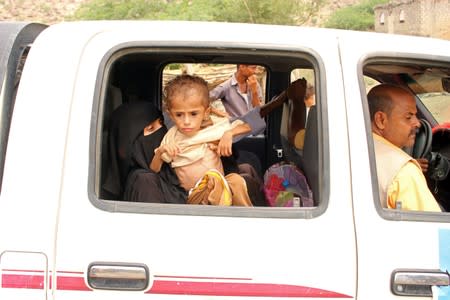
[373,133,441,212]
[160,116,243,190]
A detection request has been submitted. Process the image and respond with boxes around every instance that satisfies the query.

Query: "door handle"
[87,262,149,291]
[391,268,450,297]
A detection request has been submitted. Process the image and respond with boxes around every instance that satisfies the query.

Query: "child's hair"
[163,74,210,111]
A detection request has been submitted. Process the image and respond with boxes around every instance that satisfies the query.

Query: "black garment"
[131,127,167,171]
[102,101,163,199]
[124,127,187,204]
[123,169,164,203]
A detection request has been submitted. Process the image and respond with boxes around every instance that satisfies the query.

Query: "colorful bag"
[263,162,313,207]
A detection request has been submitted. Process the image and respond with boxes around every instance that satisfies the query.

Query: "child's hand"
[208,142,218,152]
[151,144,180,172]
[217,130,233,156]
[158,143,180,159]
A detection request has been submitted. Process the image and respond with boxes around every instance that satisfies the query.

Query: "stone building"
[374,0,450,39]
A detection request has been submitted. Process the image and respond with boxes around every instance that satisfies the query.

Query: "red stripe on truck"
[148,279,352,298]
[2,271,351,298]
[2,271,90,291]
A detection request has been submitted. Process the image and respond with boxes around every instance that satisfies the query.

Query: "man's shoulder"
[210,78,236,101]
[217,77,234,88]
[399,160,423,176]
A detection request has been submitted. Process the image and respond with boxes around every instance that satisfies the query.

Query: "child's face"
[168,91,210,137]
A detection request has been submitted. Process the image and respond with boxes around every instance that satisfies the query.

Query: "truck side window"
[96,49,327,217]
[363,60,450,214]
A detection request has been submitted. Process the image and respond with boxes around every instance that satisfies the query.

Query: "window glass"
[419,92,450,125]
[363,75,379,93]
[408,72,450,126]
[291,68,314,83]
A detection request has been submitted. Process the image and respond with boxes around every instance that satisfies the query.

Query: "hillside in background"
[0,0,359,25]
[1,0,86,24]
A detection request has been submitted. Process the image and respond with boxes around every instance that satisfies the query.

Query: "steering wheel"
[411,118,432,159]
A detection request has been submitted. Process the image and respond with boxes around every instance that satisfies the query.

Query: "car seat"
[302,105,319,205]
[279,99,318,205]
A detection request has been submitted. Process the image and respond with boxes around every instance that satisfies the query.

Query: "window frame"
[361,55,450,221]
[90,45,329,219]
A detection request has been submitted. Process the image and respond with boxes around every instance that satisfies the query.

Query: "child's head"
[163,74,211,137]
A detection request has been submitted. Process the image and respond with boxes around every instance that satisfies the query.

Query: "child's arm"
[216,122,251,157]
[210,106,229,118]
[150,144,180,172]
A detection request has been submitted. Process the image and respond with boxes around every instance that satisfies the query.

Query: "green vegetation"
[209,0,325,25]
[324,0,389,31]
[72,0,167,20]
[72,0,392,31]
[72,0,325,26]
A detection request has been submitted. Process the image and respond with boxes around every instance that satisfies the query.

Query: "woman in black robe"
[102,100,186,203]
[123,102,187,204]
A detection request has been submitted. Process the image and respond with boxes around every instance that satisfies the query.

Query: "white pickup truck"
[1,20,450,300]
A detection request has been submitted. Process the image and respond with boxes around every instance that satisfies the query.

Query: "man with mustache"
[368,84,441,211]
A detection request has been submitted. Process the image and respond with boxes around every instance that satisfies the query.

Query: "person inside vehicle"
[209,64,263,118]
[151,74,253,206]
[123,101,188,204]
[102,100,187,203]
[367,83,441,212]
[102,100,159,200]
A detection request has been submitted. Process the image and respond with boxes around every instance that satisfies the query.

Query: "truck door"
[339,33,450,299]
[45,23,358,299]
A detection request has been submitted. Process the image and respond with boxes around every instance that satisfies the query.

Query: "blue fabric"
[232,107,266,142]
[209,73,263,118]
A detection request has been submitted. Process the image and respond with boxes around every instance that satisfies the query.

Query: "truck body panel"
[1,21,449,300]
